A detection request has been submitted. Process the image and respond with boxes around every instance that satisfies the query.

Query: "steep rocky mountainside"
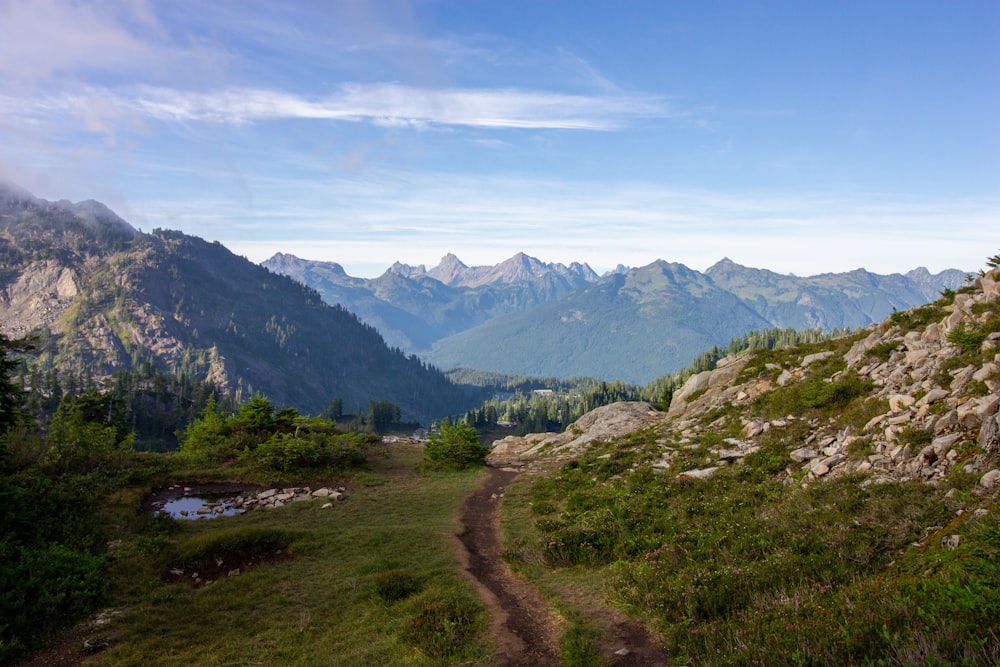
[0,185,469,419]
[490,267,1000,491]
[0,181,137,338]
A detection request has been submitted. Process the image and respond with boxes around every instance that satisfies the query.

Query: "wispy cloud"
[126,172,998,277]
[0,0,160,83]
[13,83,666,131]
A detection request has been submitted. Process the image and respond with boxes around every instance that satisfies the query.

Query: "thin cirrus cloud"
[5,82,668,134]
[128,172,996,278]
[124,83,667,130]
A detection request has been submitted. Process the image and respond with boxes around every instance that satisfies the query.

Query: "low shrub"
[948,325,988,354]
[867,340,900,362]
[742,443,789,478]
[755,371,873,418]
[889,304,947,332]
[897,426,934,448]
[0,542,107,662]
[523,436,965,663]
[399,589,484,660]
[375,569,422,602]
[243,431,370,472]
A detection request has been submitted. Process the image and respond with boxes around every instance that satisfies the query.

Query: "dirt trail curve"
[458,467,668,667]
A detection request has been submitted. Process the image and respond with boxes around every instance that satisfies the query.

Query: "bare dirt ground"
[458,466,668,667]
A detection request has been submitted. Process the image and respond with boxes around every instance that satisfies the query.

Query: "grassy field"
[90,443,491,666]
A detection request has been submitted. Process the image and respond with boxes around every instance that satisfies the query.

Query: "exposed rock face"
[0,260,81,336]
[491,269,1000,490]
[488,402,661,468]
[668,354,748,415]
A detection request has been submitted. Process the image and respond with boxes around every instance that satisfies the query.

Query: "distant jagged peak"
[451,252,599,288]
[904,265,969,295]
[624,259,708,289]
[426,253,470,285]
[567,261,601,282]
[387,260,427,279]
[905,265,967,283]
[707,256,740,270]
[263,252,347,275]
[704,257,776,277]
[641,258,698,274]
[264,251,295,263]
[489,251,547,278]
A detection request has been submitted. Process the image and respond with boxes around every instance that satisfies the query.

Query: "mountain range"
[0,181,969,399]
[0,182,467,420]
[264,252,967,384]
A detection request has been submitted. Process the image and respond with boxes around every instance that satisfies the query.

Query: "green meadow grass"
[91,443,490,666]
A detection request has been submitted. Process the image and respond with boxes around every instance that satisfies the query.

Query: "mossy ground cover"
[88,443,490,666]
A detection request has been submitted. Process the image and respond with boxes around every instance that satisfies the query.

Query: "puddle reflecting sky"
[159,496,241,520]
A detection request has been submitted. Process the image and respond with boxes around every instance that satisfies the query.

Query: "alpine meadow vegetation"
[494,256,1000,665]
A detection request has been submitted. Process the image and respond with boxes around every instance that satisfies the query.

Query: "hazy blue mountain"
[270,249,967,384]
[262,251,600,351]
[425,260,773,383]
[704,258,967,331]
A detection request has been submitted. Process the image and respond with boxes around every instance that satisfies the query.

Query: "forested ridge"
[1,185,477,423]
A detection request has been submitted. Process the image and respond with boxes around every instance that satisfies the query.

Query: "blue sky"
[1,0,997,277]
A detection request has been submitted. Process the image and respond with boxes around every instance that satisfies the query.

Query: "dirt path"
[458,467,562,666]
[458,467,668,667]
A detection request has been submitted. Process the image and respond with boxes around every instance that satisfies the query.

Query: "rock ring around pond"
[144,482,347,520]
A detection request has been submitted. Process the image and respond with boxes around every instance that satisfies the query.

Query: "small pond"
[157,496,243,520]
[146,483,261,521]
[146,483,344,520]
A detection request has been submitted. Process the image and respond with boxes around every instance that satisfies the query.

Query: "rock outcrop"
[488,401,662,468]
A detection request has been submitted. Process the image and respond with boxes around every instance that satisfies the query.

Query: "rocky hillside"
[0,184,470,420]
[0,181,137,338]
[490,267,1000,490]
